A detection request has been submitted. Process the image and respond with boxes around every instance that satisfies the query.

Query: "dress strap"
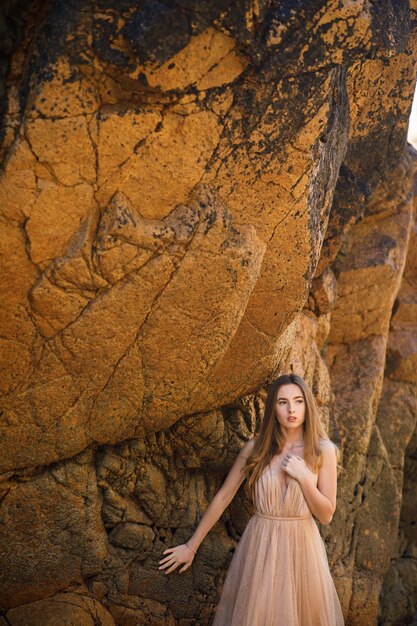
[255,511,312,521]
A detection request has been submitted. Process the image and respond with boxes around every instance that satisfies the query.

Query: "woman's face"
[275,383,306,430]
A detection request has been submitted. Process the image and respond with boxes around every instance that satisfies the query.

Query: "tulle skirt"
[212,512,344,626]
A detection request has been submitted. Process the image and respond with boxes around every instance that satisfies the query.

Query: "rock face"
[0,1,416,625]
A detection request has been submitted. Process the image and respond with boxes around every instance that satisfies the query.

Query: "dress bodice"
[253,455,318,518]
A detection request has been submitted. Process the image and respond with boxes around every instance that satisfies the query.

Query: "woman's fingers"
[159,545,194,575]
[159,551,173,562]
[161,553,177,563]
[282,453,303,465]
[159,554,175,565]
[159,555,172,564]
[165,560,180,574]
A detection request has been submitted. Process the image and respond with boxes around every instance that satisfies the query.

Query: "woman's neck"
[282,426,304,448]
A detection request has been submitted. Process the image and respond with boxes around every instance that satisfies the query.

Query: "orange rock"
[0,2,416,625]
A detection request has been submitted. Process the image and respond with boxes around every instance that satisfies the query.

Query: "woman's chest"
[262,452,318,491]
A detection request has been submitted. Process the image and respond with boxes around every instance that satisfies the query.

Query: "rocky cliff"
[0,1,416,625]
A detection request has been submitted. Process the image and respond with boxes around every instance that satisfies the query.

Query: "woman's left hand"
[281,454,314,483]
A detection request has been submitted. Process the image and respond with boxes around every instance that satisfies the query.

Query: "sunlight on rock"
[1,2,417,625]
[407,82,417,149]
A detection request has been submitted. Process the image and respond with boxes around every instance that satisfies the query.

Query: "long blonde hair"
[243,374,340,501]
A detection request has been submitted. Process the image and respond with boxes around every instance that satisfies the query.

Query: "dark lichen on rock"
[0,1,417,625]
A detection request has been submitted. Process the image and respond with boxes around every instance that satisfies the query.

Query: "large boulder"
[0,1,416,624]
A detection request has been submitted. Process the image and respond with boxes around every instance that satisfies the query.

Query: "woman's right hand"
[158,543,196,575]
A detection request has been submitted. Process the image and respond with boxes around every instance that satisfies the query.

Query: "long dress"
[211,454,345,626]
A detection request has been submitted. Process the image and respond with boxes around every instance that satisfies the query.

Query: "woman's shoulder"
[318,437,338,454]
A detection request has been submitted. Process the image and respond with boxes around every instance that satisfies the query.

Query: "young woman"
[159,373,345,626]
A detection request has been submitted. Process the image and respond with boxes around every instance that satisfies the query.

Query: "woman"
[158,373,345,626]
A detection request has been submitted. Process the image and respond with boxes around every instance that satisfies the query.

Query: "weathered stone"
[109,522,155,552]
[0,2,416,625]
[0,450,108,608]
[311,265,337,314]
[5,593,115,626]
[377,176,417,626]
[325,163,415,622]
[108,598,176,626]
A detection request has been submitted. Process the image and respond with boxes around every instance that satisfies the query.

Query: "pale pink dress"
[212,455,345,626]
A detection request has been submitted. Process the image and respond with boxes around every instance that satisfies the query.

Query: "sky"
[408,83,417,148]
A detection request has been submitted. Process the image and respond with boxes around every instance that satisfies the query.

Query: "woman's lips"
[287,416,297,422]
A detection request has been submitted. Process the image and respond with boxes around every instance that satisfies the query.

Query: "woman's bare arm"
[186,438,255,551]
[159,438,255,574]
[297,442,337,525]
